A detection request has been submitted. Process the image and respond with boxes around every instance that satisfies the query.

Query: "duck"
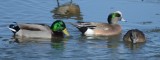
[71,11,126,36]
[123,29,146,43]
[51,0,82,20]
[8,20,70,39]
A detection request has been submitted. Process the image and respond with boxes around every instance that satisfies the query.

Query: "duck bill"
[63,28,70,36]
[121,18,127,22]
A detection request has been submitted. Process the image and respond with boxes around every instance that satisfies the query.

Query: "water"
[0,0,160,60]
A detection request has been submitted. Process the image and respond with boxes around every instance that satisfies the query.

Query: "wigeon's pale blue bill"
[121,18,127,22]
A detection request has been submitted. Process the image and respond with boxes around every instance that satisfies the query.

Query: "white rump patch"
[84,28,94,36]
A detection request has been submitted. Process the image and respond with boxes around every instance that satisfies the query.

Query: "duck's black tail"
[70,22,96,34]
[8,22,20,33]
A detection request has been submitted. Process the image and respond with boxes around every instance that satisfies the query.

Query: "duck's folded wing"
[70,22,96,28]
[17,23,51,31]
[89,22,111,28]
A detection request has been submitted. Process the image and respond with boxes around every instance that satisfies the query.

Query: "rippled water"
[0,0,160,60]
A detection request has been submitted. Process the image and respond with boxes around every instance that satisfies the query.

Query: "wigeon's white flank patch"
[115,11,122,15]
[121,18,126,22]
[84,28,94,36]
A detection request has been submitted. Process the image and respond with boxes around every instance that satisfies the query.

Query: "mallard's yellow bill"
[63,28,70,36]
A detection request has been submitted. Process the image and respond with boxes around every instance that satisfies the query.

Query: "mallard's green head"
[51,20,70,36]
[107,11,126,24]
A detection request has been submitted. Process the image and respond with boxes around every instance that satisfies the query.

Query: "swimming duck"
[71,11,126,36]
[51,0,82,20]
[123,29,146,43]
[8,20,70,39]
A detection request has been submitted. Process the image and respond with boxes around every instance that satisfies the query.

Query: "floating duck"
[123,29,146,43]
[71,11,126,36]
[8,20,70,39]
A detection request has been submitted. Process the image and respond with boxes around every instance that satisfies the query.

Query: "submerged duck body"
[123,29,146,43]
[8,20,70,39]
[72,11,126,36]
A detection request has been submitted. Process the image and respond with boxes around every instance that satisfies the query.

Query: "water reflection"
[147,27,160,33]
[124,42,145,50]
[106,35,122,48]
[142,0,160,3]
[51,37,70,49]
[78,34,122,49]
[11,38,49,44]
[51,0,83,20]
[11,36,70,49]
[0,37,17,48]
[138,21,152,25]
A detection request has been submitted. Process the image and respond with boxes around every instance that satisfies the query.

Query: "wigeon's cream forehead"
[115,11,122,15]
[114,11,126,22]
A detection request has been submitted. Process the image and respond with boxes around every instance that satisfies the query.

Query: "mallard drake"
[8,20,70,39]
[123,29,146,43]
[71,11,126,36]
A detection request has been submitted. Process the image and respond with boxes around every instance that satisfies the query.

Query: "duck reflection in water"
[78,34,122,49]
[51,0,83,20]
[12,35,69,49]
[124,42,145,50]
[51,37,70,49]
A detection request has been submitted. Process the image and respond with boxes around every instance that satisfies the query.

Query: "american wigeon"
[71,11,126,36]
[123,29,146,43]
[8,20,70,38]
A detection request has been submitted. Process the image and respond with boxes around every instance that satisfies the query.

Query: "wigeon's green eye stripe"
[112,13,116,19]
[111,13,121,20]
[112,13,120,19]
